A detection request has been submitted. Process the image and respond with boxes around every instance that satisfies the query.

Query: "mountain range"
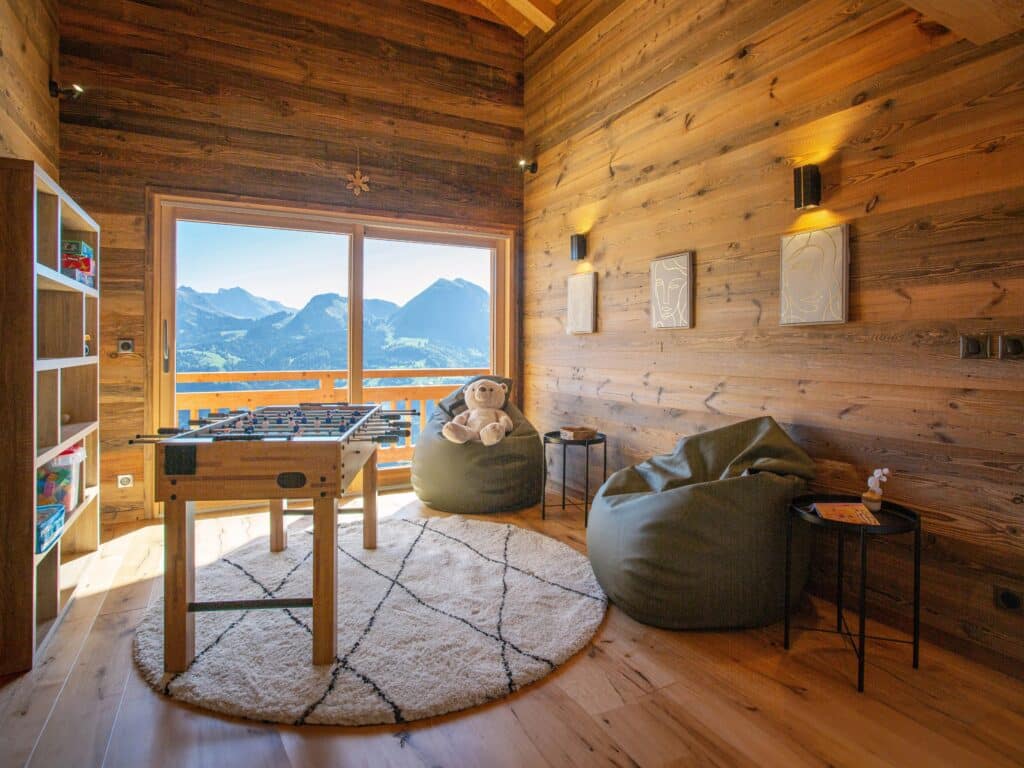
[176,279,489,379]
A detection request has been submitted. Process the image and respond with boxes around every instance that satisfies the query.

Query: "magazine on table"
[812,502,880,526]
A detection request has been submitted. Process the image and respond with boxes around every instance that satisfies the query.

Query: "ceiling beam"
[474,0,535,36]
[420,0,505,26]
[504,0,558,32]
[904,0,1024,44]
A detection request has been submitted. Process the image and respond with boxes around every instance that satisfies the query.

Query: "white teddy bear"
[441,378,514,447]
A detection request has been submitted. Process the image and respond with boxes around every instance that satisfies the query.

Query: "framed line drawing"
[650,251,693,329]
[780,224,849,325]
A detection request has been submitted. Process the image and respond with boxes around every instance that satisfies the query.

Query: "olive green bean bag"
[586,416,815,629]
[411,378,543,514]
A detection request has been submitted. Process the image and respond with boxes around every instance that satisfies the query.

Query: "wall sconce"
[793,164,821,209]
[49,80,84,100]
[518,158,538,174]
[570,233,587,261]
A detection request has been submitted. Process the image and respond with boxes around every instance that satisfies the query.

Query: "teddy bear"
[441,378,514,447]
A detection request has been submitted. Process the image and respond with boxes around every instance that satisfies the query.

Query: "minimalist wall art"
[779,224,849,325]
[566,271,597,334]
[650,251,693,329]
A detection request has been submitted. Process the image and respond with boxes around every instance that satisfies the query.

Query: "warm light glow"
[570,202,604,234]
[792,208,844,231]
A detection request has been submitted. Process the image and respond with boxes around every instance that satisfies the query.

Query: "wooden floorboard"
[1,491,1021,768]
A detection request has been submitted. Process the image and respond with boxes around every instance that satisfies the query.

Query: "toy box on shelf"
[35,505,65,555]
[61,239,96,288]
[37,445,86,511]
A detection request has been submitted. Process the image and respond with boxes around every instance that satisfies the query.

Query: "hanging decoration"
[346,148,371,197]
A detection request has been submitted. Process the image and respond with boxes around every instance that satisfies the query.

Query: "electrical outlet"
[116,474,134,489]
[959,334,990,359]
[117,338,135,354]
[996,335,1024,360]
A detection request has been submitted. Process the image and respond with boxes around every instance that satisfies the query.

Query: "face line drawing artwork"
[780,224,848,325]
[650,252,693,329]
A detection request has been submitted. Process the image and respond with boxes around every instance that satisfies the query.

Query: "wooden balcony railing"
[174,368,488,480]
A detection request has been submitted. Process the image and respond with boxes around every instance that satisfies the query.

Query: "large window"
[151,195,513,483]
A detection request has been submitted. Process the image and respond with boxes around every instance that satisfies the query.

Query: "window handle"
[162,319,170,373]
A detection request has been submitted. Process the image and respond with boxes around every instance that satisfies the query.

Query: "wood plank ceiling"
[422,0,560,34]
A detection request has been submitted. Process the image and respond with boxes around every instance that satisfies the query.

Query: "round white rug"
[134,516,606,725]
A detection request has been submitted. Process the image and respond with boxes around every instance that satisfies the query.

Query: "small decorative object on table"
[559,425,597,441]
[862,467,890,511]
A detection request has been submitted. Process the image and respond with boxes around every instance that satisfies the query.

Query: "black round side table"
[541,431,607,525]
[784,494,921,692]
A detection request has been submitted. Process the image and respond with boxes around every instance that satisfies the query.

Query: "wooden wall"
[57,0,524,532]
[523,0,1024,674]
[0,0,59,176]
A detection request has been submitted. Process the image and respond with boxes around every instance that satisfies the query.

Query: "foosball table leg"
[362,457,378,550]
[269,498,287,552]
[164,499,196,673]
[312,496,337,665]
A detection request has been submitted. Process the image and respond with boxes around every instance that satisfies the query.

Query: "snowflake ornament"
[347,168,370,197]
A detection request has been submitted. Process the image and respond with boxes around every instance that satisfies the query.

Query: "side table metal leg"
[784,510,793,650]
[836,529,844,633]
[584,444,590,526]
[913,519,921,669]
[541,444,547,520]
[858,528,867,692]
[561,442,567,510]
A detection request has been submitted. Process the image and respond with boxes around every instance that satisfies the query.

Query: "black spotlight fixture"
[518,158,538,174]
[49,80,84,100]
[793,164,821,209]
[570,233,587,262]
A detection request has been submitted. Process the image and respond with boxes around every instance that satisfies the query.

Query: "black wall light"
[570,233,587,261]
[49,80,84,100]
[518,158,538,174]
[793,164,821,209]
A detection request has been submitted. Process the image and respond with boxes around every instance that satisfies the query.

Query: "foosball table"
[136,403,412,672]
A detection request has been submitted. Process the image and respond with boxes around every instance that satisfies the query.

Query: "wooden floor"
[2,492,1022,768]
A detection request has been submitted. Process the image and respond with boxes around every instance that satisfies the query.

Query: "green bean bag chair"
[411,377,543,514]
[587,416,815,629]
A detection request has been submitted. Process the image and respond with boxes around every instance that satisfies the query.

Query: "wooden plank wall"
[523,0,1024,674]
[56,0,524,533]
[0,0,60,177]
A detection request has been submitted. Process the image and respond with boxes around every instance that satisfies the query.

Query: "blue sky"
[176,221,491,308]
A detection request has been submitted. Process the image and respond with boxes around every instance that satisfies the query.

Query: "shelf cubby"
[35,190,59,270]
[85,295,98,354]
[60,362,99,426]
[38,289,86,359]
[37,369,59,452]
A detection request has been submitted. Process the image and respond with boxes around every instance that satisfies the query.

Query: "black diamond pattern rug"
[134,515,607,725]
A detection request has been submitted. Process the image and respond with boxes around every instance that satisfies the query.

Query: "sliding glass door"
[150,195,513,492]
